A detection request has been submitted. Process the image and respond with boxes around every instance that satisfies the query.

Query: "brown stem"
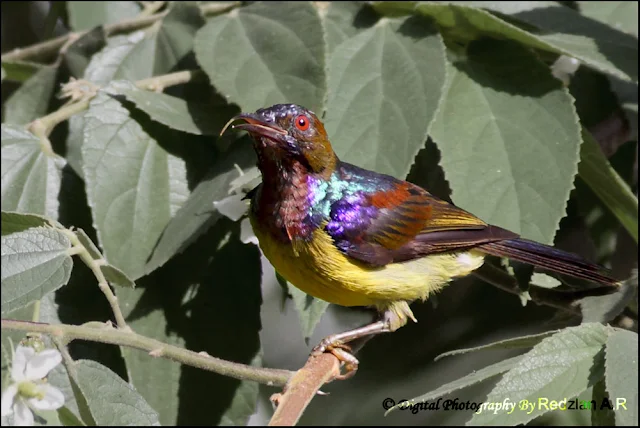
[268,354,341,426]
[2,319,292,387]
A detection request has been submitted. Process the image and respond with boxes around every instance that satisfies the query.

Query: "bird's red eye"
[295,115,309,131]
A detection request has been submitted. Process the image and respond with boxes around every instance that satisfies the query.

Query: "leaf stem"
[1,319,293,387]
[62,230,129,330]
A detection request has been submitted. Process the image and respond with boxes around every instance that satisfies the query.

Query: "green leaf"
[430,39,581,245]
[324,16,446,178]
[116,3,204,82]
[386,355,523,415]
[435,330,557,361]
[277,274,329,342]
[1,227,73,315]
[507,4,638,81]
[579,272,637,323]
[578,127,638,242]
[82,81,190,279]
[605,329,638,426]
[194,1,326,113]
[1,125,65,219]
[72,359,160,425]
[468,323,609,426]
[63,26,107,77]
[374,2,637,81]
[530,273,562,289]
[116,86,218,135]
[66,3,204,179]
[100,264,136,288]
[0,211,57,235]
[67,1,141,31]
[578,1,638,37]
[4,66,57,125]
[74,228,102,260]
[321,2,379,55]
[66,33,145,179]
[0,60,44,83]
[145,141,255,274]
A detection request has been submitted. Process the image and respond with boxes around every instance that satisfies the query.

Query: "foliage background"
[0,1,638,426]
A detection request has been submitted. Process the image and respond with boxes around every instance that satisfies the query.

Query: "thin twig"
[473,263,582,315]
[1,1,242,64]
[268,354,341,426]
[62,230,129,330]
[2,319,293,387]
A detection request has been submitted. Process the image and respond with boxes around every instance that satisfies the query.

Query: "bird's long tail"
[479,238,620,287]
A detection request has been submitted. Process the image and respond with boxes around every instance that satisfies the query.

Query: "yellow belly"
[251,216,485,314]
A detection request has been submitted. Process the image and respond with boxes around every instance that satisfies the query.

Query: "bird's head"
[221,104,337,175]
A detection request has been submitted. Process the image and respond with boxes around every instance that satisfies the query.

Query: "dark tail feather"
[479,238,620,287]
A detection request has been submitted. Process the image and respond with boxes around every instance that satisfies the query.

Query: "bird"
[221,103,621,377]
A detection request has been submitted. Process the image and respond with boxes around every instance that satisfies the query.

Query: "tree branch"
[1,319,293,387]
[268,353,341,426]
[1,2,241,63]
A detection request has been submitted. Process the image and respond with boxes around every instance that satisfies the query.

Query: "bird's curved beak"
[220,113,288,144]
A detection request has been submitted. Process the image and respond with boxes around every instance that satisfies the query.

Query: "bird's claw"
[311,337,359,380]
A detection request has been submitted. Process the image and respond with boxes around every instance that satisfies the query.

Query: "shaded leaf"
[605,328,638,426]
[145,141,255,274]
[578,127,638,242]
[64,26,107,77]
[100,264,135,288]
[82,81,190,279]
[435,330,557,361]
[276,274,329,342]
[430,39,581,245]
[74,228,102,260]
[117,86,218,135]
[194,1,326,113]
[592,377,615,426]
[4,66,57,125]
[67,1,141,31]
[386,356,522,415]
[73,359,160,425]
[1,125,65,219]
[0,211,56,235]
[1,227,73,315]
[120,219,263,425]
[579,271,637,323]
[324,15,446,178]
[116,3,204,82]
[468,323,608,426]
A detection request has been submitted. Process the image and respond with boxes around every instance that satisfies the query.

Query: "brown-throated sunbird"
[221,103,620,377]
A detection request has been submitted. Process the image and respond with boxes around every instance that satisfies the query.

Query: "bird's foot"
[311,337,359,380]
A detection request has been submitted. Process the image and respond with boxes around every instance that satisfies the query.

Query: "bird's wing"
[327,181,517,266]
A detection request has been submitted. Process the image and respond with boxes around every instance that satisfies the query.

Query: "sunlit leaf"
[1,125,65,219]
[1,227,73,315]
[82,81,189,279]
[324,15,446,179]
[430,39,581,245]
[195,1,326,113]
[468,323,609,425]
